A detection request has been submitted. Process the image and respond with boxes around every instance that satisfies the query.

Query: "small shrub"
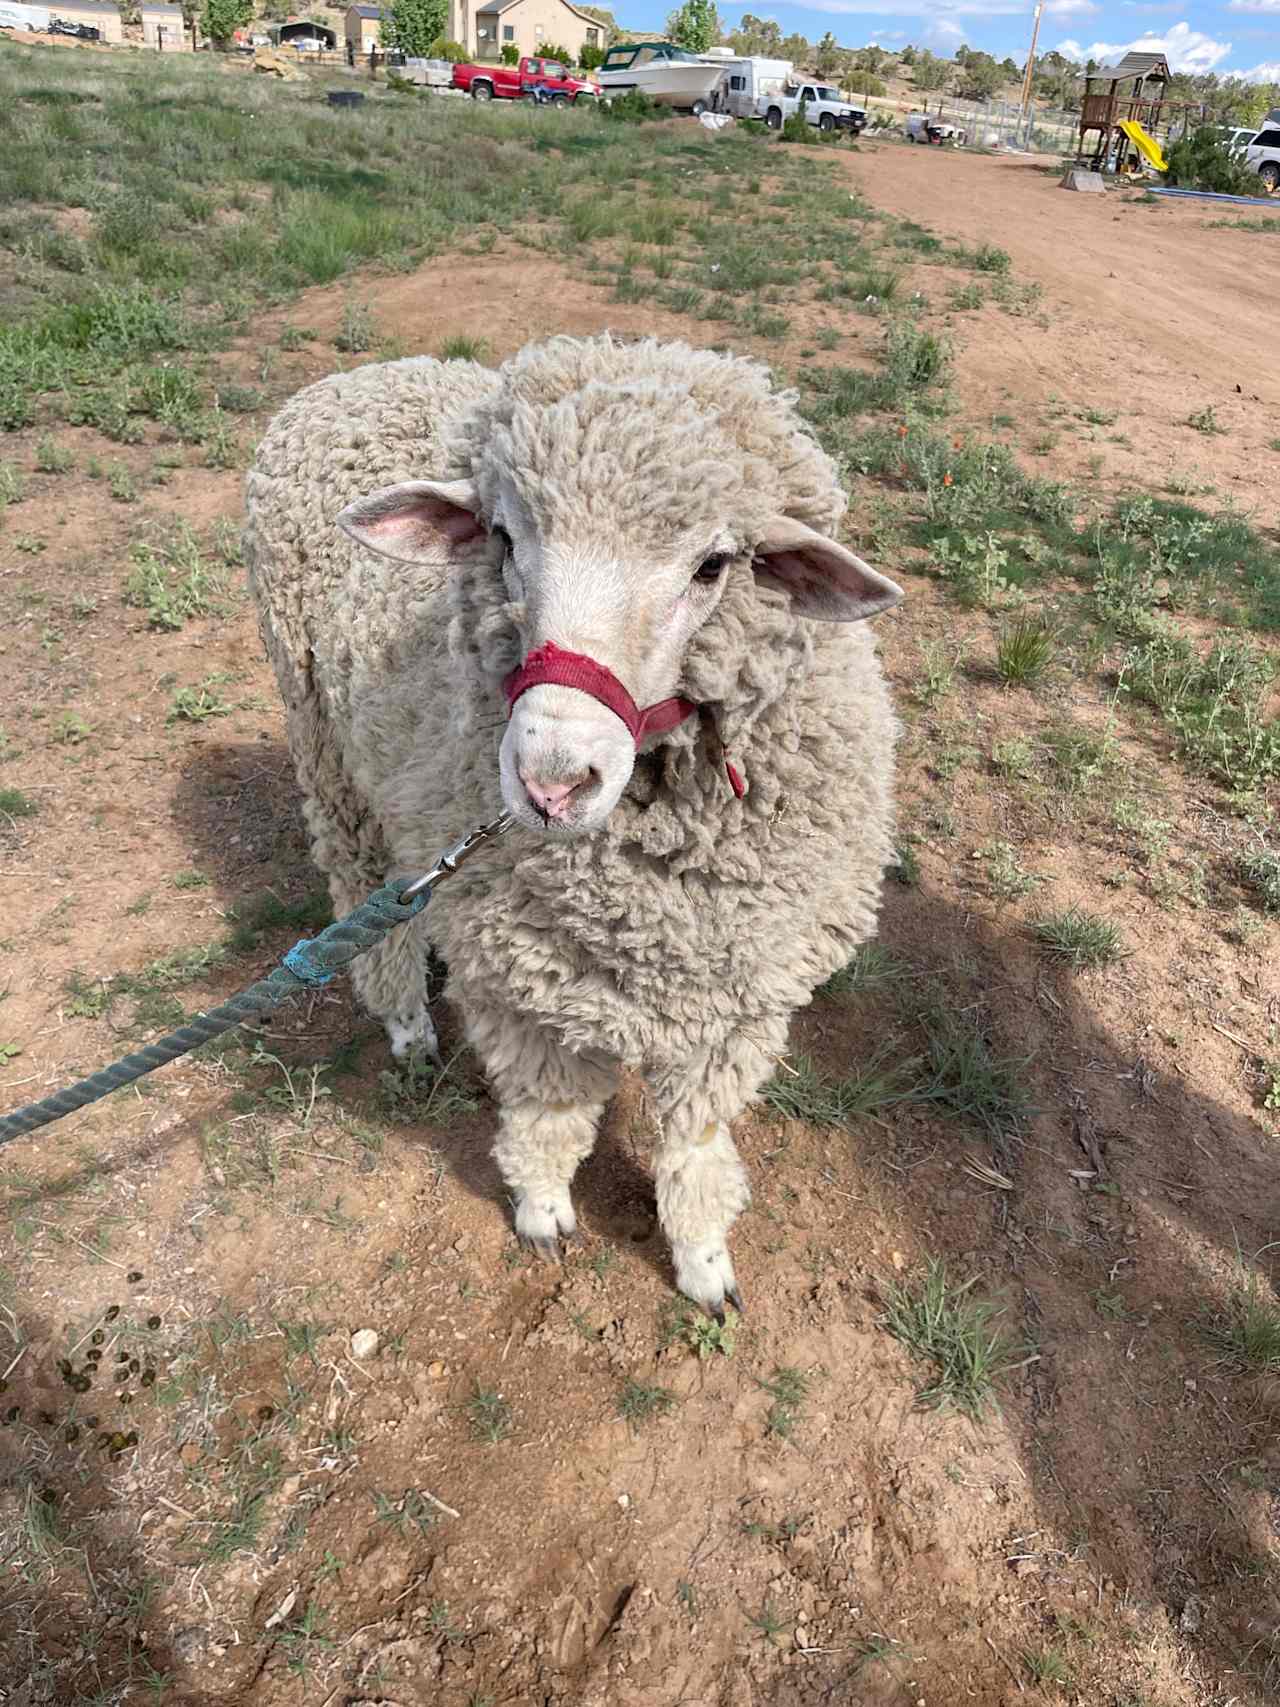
[996,615,1054,685]
[1238,846,1280,914]
[600,88,665,125]
[1164,126,1268,197]
[1203,1275,1280,1371]
[34,436,74,474]
[334,302,376,354]
[438,334,488,362]
[215,383,261,414]
[957,242,1011,274]
[0,788,38,818]
[1187,404,1225,435]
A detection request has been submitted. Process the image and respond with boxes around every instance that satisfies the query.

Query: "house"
[446,0,602,64]
[47,0,124,41]
[344,3,380,53]
[140,1,187,49]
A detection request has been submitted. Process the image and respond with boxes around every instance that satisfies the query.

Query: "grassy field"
[3,36,1280,1707]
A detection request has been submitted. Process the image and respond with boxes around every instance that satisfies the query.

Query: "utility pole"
[1019,0,1044,117]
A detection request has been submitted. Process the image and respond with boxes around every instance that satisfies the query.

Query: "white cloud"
[1046,0,1100,16]
[1227,0,1280,11]
[1054,21,1234,72]
[1239,59,1280,79]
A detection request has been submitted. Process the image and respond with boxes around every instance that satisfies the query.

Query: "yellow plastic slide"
[1117,118,1167,173]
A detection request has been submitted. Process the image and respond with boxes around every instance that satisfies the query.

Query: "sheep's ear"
[753,516,903,622]
[337,479,485,565]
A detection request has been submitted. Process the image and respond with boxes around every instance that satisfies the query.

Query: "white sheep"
[244,335,901,1316]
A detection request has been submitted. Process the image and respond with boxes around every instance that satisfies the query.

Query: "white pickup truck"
[759,82,867,136]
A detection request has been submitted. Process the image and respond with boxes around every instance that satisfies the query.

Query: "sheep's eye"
[492,525,512,556]
[693,552,731,584]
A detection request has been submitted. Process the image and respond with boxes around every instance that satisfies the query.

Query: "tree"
[385,0,447,58]
[899,44,916,66]
[666,0,719,53]
[779,32,809,65]
[540,41,576,64]
[814,31,844,80]
[1001,56,1018,76]
[854,45,885,74]
[912,50,950,92]
[956,53,1002,101]
[731,11,781,53]
[500,42,518,63]
[579,39,605,70]
[201,0,251,47]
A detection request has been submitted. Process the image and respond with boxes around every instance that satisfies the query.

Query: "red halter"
[502,641,745,798]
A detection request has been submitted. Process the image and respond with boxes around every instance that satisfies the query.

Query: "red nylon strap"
[503,641,697,747]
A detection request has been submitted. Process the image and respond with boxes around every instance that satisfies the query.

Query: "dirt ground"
[1,136,1278,1706]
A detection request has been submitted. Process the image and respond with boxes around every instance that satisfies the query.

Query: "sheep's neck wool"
[503,641,748,800]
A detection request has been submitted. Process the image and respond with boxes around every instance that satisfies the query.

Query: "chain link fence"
[866,95,1079,156]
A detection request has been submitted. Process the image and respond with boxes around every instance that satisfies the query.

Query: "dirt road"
[844,146,1277,505]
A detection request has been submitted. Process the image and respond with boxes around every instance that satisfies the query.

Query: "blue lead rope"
[0,879,432,1147]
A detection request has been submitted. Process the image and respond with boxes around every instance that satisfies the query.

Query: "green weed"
[913,1006,1030,1141]
[1203,1276,1280,1372]
[438,334,488,362]
[882,1260,1023,1418]
[1033,907,1123,969]
[756,1366,809,1439]
[996,615,1054,685]
[764,1049,914,1127]
[467,1385,512,1443]
[617,1378,677,1428]
[122,526,224,630]
[34,435,74,473]
[0,788,37,818]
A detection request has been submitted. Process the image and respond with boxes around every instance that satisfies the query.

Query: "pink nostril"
[520,773,590,820]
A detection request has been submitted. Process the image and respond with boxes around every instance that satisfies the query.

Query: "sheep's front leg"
[655,1120,750,1320]
[464,1003,619,1259]
[651,1018,789,1318]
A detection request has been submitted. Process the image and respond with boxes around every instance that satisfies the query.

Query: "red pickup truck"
[452,54,601,104]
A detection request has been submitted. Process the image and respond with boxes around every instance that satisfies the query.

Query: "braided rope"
[0,880,429,1147]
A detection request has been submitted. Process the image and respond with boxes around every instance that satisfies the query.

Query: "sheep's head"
[337,336,902,837]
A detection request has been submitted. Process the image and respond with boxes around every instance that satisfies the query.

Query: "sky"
[626,1,1280,83]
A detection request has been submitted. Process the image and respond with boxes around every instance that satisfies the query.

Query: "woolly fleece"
[245,336,899,1301]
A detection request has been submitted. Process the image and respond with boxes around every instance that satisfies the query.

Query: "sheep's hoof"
[672,1238,743,1320]
[386,1006,441,1065]
[519,1233,564,1264]
[512,1189,578,1262]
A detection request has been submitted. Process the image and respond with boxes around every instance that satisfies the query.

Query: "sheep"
[244,334,902,1316]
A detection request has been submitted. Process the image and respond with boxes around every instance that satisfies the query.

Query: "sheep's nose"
[520,770,594,820]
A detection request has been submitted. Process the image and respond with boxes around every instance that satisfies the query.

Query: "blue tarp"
[1146,186,1276,206]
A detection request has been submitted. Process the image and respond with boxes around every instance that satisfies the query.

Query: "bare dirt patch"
[1,140,1278,1707]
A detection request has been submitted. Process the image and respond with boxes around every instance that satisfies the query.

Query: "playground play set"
[1076,52,1185,174]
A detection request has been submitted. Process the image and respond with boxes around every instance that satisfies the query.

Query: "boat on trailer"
[596,40,727,113]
